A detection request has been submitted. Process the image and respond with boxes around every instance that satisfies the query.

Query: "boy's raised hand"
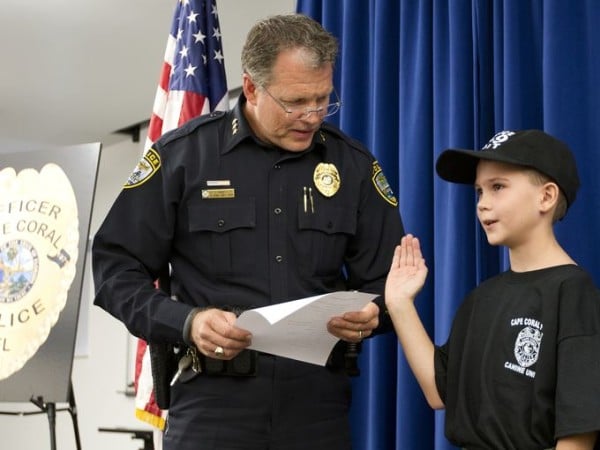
[385,234,428,304]
[385,234,442,409]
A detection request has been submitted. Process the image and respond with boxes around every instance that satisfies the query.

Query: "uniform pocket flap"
[189,198,256,233]
[298,205,357,235]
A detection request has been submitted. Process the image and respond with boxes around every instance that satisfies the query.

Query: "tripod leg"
[68,382,83,450]
[47,402,57,450]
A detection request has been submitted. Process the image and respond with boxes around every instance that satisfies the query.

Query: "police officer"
[93,14,404,450]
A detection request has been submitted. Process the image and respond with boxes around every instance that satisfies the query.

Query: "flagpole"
[132,0,230,441]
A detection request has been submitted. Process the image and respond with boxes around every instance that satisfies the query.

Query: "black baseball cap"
[435,129,580,208]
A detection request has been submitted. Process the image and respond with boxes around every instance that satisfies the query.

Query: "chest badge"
[514,326,543,368]
[313,163,340,197]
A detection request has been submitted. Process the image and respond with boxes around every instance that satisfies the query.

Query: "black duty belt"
[176,339,359,378]
[149,306,362,409]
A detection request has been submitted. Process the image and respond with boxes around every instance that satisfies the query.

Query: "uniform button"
[274,208,282,215]
[274,164,281,169]
[217,219,225,227]
[275,255,283,262]
[327,221,333,229]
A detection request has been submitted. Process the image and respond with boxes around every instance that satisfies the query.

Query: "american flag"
[135,0,229,435]
[144,0,229,150]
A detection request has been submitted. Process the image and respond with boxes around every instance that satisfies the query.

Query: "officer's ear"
[242,73,258,106]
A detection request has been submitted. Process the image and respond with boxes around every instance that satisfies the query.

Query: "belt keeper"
[344,342,360,377]
[201,349,257,376]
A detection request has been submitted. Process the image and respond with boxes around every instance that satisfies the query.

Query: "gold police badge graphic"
[0,164,79,380]
[313,163,340,197]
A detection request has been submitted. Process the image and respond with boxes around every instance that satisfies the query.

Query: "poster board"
[0,143,101,403]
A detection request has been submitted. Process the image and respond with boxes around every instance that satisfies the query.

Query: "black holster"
[149,342,178,410]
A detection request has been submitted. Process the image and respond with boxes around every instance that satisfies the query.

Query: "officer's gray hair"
[241,14,338,87]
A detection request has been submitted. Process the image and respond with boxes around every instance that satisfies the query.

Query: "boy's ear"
[540,182,560,213]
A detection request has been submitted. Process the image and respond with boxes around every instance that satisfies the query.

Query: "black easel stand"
[0,381,81,450]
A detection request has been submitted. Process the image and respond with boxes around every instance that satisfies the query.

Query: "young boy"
[385,130,600,449]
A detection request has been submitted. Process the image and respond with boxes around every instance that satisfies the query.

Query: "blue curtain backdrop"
[296,1,600,449]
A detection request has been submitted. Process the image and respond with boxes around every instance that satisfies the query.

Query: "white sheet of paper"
[235,291,378,366]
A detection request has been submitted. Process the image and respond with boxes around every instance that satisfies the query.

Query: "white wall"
[0,1,294,448]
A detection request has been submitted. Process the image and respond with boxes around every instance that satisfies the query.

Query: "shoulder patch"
[124,148,161,188]
[372,161,398,206]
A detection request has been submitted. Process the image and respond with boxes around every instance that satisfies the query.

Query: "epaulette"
[158,110,226,146]
[319,122,372,157]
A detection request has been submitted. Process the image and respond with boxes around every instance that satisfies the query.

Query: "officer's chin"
[282,134,314,152]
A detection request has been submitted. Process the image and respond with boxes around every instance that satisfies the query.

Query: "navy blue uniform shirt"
[92,95,404,345]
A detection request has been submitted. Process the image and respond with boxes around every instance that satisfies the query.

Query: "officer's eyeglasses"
[260,85,342,120]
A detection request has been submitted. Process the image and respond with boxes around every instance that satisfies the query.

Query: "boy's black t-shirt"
[434,265,600,450]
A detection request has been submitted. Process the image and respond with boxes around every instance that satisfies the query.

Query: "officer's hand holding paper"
[235,291,377,366]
